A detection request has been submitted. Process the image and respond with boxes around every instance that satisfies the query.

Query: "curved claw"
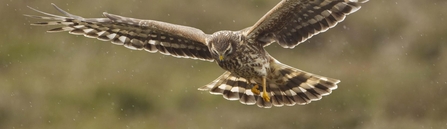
[262,91,270,102]
[251,84,260,95]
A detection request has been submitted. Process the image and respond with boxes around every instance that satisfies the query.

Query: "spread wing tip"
[25,4,214,62]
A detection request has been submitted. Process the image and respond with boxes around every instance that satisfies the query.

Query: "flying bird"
[25,0,367,108]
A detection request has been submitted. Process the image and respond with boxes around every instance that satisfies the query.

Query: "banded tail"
[198,60,339,108]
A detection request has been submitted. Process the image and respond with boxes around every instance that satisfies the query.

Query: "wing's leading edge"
[25,4,214,61]
[244,0,368,48]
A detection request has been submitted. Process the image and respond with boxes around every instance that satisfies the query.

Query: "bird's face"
[208,31,241,62]
[211,42,233,62]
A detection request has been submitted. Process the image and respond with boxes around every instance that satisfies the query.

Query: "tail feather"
[222,77,239,100]
[199,72,258,105]
[223,79,248,101]
[270,61,339,106]
[199,62,339,108]
[200,72,230,94]
[257,96,273,108]
[240,88,257,105]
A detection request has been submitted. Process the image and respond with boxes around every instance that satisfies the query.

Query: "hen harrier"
[25,0,367,108]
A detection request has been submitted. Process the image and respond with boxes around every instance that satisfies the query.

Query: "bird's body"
[210,31,270,79]
[25,0,368,108]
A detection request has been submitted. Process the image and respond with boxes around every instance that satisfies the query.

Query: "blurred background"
[1,0,446,128]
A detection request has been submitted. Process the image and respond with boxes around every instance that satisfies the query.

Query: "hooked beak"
[219,55,224,61]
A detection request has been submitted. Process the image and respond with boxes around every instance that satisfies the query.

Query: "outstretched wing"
[25,4,213,61]
[244,0,367,48]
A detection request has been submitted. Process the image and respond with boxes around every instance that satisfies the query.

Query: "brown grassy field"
[1,0,446,128]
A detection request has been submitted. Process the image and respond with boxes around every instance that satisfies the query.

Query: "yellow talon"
[261,76,270,102]
[262,91,270,102]
[251,84,260,95]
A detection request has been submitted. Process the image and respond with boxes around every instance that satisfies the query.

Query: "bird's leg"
[261,76,270,102]
[251,84,260,95]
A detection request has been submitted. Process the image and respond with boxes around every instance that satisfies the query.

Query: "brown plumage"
[25,0,367,108]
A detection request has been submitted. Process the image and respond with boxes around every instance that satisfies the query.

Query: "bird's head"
[208,31,242,62]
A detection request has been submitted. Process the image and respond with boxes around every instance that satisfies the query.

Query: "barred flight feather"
[199,60,339,108]
[245,0,367,48]
[25,4,213,62]
[27,0,367,108]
